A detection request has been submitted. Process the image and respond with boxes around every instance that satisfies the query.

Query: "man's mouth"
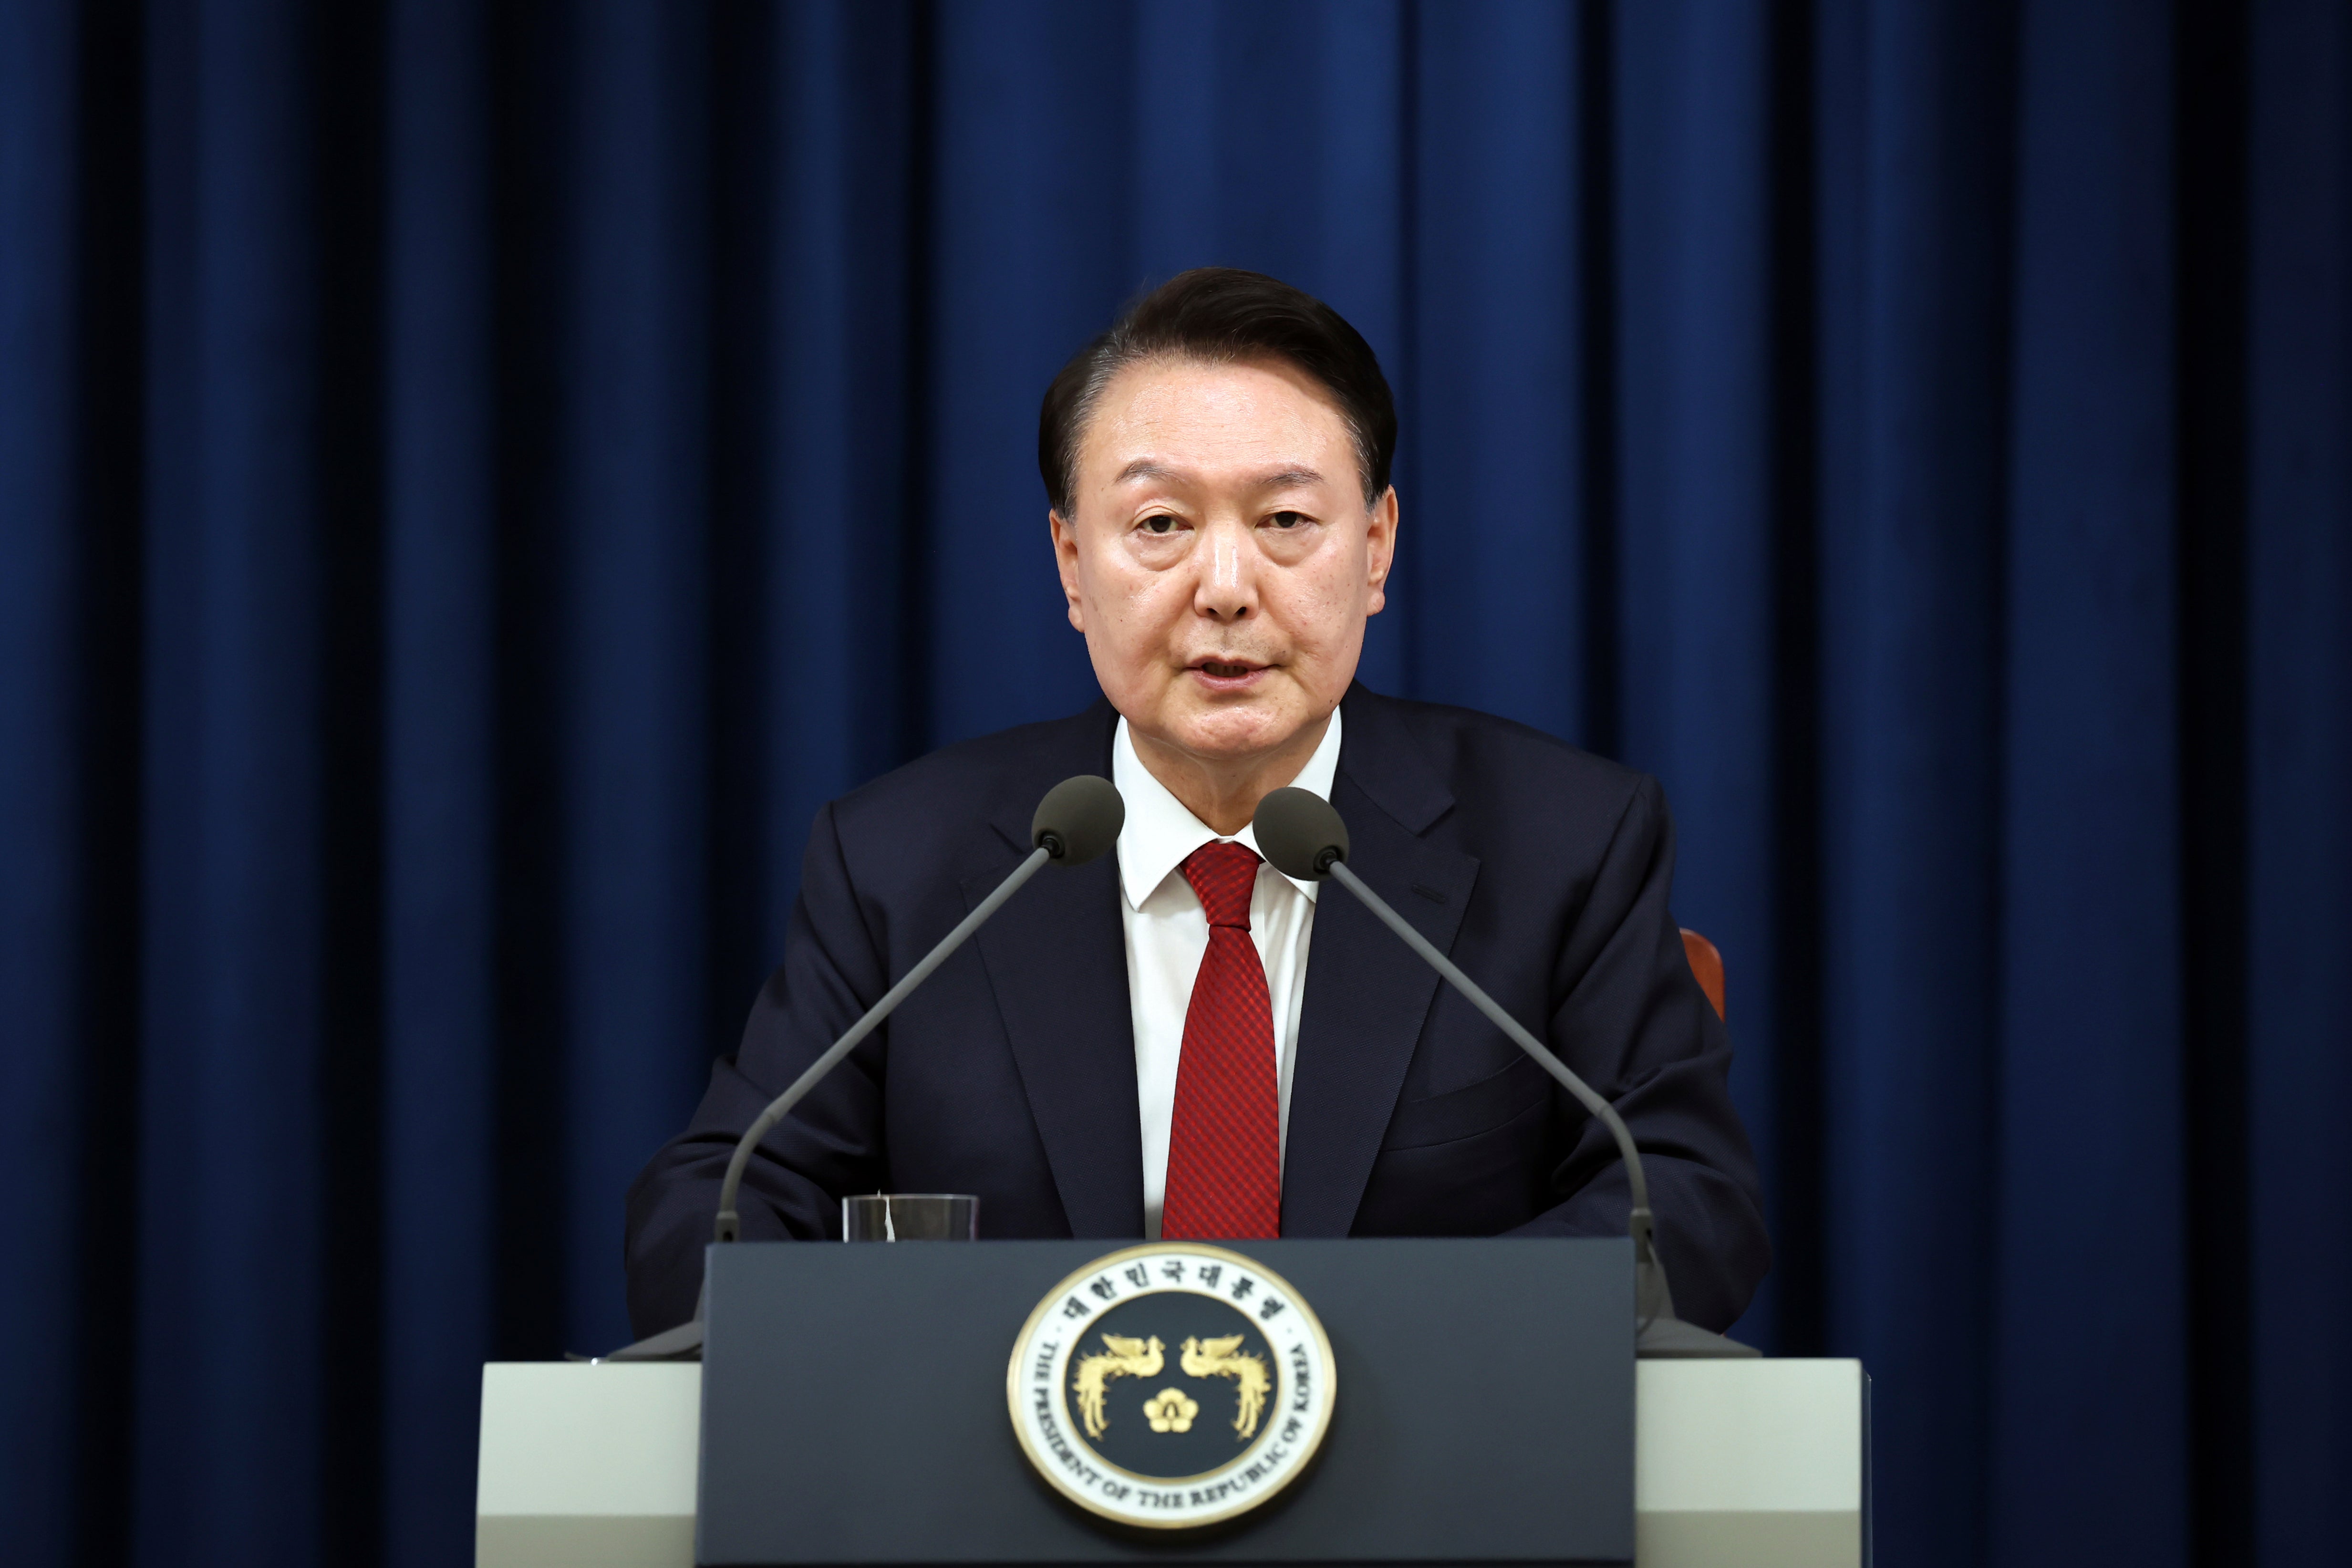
[1191,658,1267,680]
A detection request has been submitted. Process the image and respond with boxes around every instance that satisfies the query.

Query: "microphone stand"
[712,845,1053,1245]
[1321,858,1758,1359]
[595,848,1054,1362]
[596,776,1124,1361]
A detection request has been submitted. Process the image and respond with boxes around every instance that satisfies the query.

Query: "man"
[625,269,1769,1335]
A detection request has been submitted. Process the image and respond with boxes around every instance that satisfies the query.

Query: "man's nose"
[1194,518,1259,621]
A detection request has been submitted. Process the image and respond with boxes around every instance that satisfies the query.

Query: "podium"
[478,1240,1867,1567]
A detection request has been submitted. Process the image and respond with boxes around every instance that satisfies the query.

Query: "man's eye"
[1267,510,1307,529]
[1140,514,1179,535]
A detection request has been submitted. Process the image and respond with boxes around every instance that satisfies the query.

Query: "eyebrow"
[1111,460,1330,490]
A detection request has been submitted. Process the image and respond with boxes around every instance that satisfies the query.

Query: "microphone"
[1253,788,1756,1360]
[598,775,1124,1361]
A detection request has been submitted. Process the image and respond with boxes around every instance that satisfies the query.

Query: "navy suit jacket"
[624,685,1770,1335]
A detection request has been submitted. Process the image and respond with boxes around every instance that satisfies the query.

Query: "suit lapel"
[963,706,1143,1237]
[1281,689,1479,1236]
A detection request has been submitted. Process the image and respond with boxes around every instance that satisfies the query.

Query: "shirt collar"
[1111,707,1344,912]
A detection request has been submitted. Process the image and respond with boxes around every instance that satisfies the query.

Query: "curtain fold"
[382,1,494,1562]
[1993,4,2188,1558]
[3,3,2345,1566]
[0,2,83,1564]
[2247,4,2352,1564]
[1813,2,2013,1558]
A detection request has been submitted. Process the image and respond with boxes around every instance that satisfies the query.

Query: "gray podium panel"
[697,1238,1634,1566]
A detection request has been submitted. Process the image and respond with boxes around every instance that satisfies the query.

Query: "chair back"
[1679,929,1726,1021]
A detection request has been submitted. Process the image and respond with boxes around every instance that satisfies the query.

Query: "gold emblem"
[1180,1335,1270,1441]
[1140,1388,1199,1433]
[1070,1333,1162,1439]
[1006,1243,1337,1530]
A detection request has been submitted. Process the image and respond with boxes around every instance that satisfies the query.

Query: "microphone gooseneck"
[707,845,1049,1246]
[598,775,1124,1362]
[713,773,1125,1245]
[1252,787,1756,1360]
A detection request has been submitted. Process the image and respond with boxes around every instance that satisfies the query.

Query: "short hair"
[1037,268,1397,515]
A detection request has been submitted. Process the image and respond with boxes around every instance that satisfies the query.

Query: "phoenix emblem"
[1071,1333,1164,1438]
[1181,1334,1271,1441]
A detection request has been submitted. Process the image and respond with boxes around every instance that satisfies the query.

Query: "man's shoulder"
[1344,686,1650,822]
[825,702,1119,862]
[1338,686,1662,883]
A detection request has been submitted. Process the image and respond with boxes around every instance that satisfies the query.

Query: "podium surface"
[479,1358,1864,1567]
[480,1238,1861,1568]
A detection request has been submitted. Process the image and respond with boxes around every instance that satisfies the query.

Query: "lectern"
[702,1238,1629,1562]
[477,1238,1869,1567]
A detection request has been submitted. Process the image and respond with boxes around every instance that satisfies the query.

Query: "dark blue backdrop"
[4,2,2347,1566]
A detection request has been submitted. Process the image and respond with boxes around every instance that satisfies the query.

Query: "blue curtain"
[4,2,2346,1565]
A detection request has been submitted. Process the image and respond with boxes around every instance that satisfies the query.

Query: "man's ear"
[1049,510,1087,632]
[1362,486,1399,617]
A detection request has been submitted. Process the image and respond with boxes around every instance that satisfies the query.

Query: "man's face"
[1050,355,1397,769]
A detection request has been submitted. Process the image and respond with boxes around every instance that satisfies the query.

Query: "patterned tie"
[1160,840,1282,1239]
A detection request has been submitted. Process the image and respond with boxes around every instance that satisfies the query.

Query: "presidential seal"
[1006,1243,1336,1529]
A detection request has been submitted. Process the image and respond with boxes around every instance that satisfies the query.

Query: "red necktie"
[1160,840,1282,1240]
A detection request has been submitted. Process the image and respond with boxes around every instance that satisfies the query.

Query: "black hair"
[1036,267,1397,514]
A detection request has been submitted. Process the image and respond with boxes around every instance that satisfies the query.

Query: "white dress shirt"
[1112,710,1343,1239]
